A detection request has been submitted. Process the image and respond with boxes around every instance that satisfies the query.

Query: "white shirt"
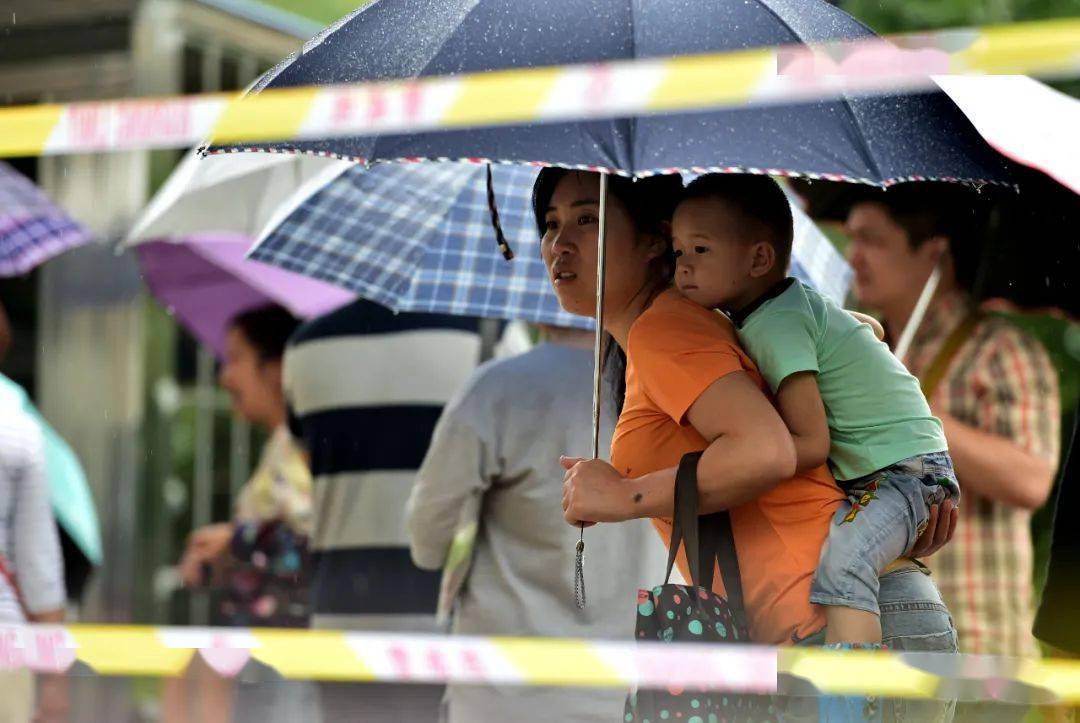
[0,387,65,622]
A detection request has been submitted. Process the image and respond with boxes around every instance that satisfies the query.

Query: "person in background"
[406,324,668,723]
[845,188,1061,721]
[1035,408,1079,653]
[1034,409,1079,723]
[284,298,482,723]
[167,304,311,723]
[0,374,68,723]
[0,299,101,607]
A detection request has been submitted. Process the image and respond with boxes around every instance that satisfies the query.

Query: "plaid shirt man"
[905,291,1060,657]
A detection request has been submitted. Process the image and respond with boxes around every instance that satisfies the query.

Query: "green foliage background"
[841,0,1080,31]
[258,0,367,24]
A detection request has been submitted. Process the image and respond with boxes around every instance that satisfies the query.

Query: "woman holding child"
[536,168,959,722]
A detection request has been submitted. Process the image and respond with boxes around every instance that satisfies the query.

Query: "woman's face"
[540,172,664,320]
[218,327,282,429]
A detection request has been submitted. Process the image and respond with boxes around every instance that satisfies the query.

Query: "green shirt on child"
[734,278,947,482]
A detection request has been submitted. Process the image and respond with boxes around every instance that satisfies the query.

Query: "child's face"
[671,197,757,310]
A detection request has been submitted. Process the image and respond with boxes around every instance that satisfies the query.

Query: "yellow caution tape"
[492,637,625,689]
[779,646,944,700]
[69,625,194,678]
[0,18,1075,159]
[4,623,1080,704]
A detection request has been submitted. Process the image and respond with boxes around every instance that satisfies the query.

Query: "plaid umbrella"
[250,162,850,329]
[0,162,93,277]
[251,162,590,328]
[787,187,852,305]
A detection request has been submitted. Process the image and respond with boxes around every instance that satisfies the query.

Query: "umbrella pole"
[576,172,609,611]
[894,265,941,362]
[591,173,609,460]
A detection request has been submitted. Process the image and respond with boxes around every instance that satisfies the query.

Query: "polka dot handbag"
[624,452,777,723]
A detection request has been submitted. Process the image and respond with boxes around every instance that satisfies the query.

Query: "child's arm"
[774,371,831,474]
[737,309,830,474]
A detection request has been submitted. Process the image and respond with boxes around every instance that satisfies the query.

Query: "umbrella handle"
[576,172,610,611]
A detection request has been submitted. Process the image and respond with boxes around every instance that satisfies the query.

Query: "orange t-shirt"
[610,289,843,646]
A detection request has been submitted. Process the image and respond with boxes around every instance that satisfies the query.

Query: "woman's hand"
[909,499,959,558]
[560,456,632,527]
[178,522,234,587]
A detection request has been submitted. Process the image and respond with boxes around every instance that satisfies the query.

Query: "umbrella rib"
[831,95,887,187]
[751,0,887,184]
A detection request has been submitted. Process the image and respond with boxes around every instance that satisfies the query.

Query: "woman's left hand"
[560,456,632,527]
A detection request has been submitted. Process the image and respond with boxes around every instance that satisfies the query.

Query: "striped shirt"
[905,291,1060,656]
[284,299,481,630]
[0,386,65,623]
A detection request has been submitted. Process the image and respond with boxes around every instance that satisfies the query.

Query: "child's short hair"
[682,174,793,271]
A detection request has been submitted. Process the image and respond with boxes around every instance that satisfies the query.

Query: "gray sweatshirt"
[407,342,668,723]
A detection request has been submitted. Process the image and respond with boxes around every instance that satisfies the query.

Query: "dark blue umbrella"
[213,0,1014,186]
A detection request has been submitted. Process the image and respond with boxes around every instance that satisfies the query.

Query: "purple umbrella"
[0,162,94,277]
[136,233,354,357]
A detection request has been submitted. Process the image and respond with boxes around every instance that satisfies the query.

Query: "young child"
[670,173,960,652]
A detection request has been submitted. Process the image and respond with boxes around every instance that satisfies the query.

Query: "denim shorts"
[782,562,959,722]
[810,452,959,615]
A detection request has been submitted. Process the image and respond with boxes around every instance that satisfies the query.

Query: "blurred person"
[846,189,1061,720]
[1035,408,1079,653]
[0,299,100,607]
[166,305,312,723]
[0,374,68,723]
[1035,409,1079,723]
[177,305,311,627]
[406,324,668,723]
[284,298,481,723]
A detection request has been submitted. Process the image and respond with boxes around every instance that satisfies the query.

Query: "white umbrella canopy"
[125,150,353,246]
[934,75,1080,196]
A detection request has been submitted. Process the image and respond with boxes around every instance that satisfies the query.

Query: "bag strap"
[699,508,745,614]
[919,310,983,401]
[665,453,700,584]
[665,452,746,613]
